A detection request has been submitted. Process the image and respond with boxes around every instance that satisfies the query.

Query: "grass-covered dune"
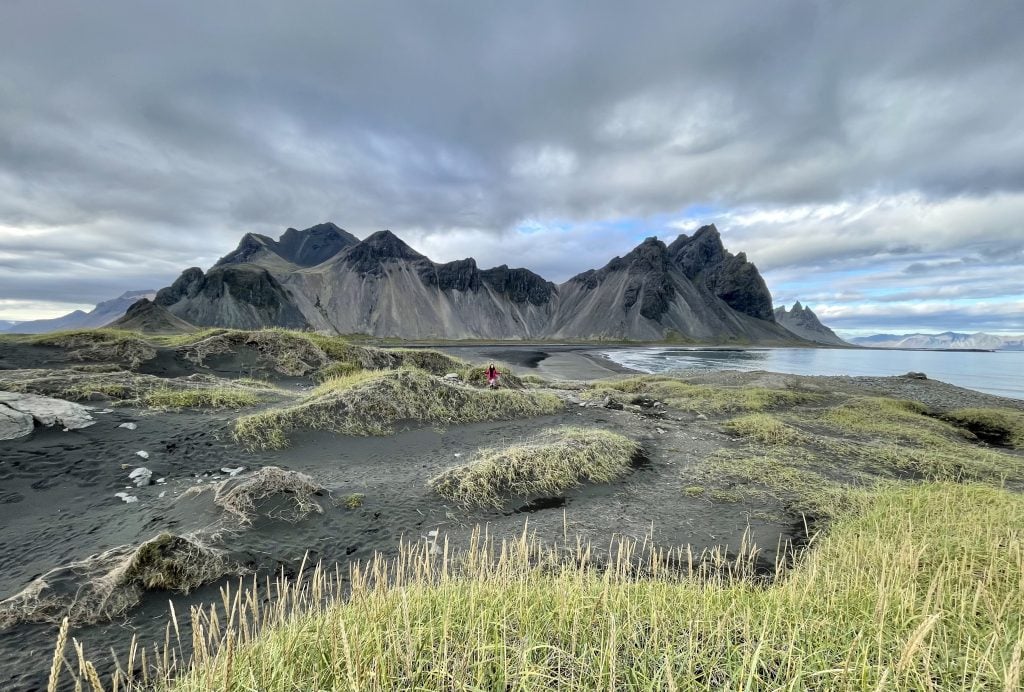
[59,482,1024,691]
[431,427,641,507]
[234,368,563,449]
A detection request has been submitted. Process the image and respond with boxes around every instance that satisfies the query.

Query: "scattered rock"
[0,391,95,440]
[118,422,138,430]
[158,491,166,498]
[114,492,139,504]
[903,371,928,380]
[129,467,153,487]
[156,477,166,484]
[220,466,245,476]
[442,373,460,381]
[135,450,150,460]
[602,396,624,411]
[696,413,708,420]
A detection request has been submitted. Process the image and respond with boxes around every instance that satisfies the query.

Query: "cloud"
[0,0,1022,331]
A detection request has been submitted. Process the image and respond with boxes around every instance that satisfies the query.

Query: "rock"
[0,405,35,441]
[602,396,624,410]
[442,373,460,381]
[135,450,150,460]
[903,372,928,380]
[0,391,95,440]
[118,422,138,430]
[221,466,245,476]
[156,477,166,484]
[85,391,110,402]
[696,413,708,420]
[129,467,153,487]
[114,492,139,504]
[158,491,166,498]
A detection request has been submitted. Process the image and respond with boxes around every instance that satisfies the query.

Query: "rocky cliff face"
[155,264,308,329]
[109,299,197,334]
[154,222,806,342]
[773,302,847,346]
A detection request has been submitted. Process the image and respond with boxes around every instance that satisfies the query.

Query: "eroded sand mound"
[0,533,235,628]
[233,368,563,449]
[181,466,326,525]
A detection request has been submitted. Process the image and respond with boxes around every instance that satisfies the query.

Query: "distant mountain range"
[848,332,1024,351]
[151,222,814,343]
[773,302,848,346]
[0,320,20,332]
[1,290,155,334]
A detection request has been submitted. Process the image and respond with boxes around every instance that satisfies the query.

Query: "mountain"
[0,320,20,332]
[216,222,359,270]
[109,298,197,334]
[154,222,806,342]
[848,332,1024,350]
[773,302,848,346]
[6,290,156,334]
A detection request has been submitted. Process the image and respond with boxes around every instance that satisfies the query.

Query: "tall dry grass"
[50,482,1024,691]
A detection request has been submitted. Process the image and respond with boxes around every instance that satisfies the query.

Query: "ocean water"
[602,347,1024,400]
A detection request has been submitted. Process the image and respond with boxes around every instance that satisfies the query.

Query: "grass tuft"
[725,413,805,444]
[430,427,641,508]
[142,387,262,410]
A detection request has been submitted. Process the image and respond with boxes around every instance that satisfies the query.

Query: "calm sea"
[601,347,1024,400]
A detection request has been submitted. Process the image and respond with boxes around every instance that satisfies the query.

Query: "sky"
[1,1,1022,336]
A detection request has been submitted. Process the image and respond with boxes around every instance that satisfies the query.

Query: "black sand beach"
[2,336,1022,690]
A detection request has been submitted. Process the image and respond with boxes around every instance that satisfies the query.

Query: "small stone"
[156,477,166,484]
[220,466,245,476]
[656,427,666,434]
[85,391,110,402]
[903,371,928,380]
[442,373,460,381]
[114,492,138,504]
[118,422,138,430]
[696,413,708,420]
[129,467,153,487]
[135,450,149,459]
[158,491,166,498]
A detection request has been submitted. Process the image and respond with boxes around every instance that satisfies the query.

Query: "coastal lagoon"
[603,347,1024,400]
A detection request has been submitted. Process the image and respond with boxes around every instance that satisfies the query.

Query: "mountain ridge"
[152,222,812,343]
[849,332,1024,350]
[773,302,848,346]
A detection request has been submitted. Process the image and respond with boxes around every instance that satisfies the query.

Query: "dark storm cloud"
[1,0,1023,327]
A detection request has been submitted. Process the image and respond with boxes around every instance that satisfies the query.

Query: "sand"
[2,338,1021,691]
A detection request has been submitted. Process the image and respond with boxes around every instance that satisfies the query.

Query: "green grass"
[233,368,563,450]
[430,427,641,508]
[343,493,365,510]
[945,407,1024,448]
[724,413,805,444]
[142,387,262,410]
[313,361,361,381]
[60,482,1024,691]
[587,375,819,413]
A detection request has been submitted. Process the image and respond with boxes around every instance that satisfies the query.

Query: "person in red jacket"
[486,363,500,388]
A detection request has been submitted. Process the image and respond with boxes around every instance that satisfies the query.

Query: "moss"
[683,485,705,497]
[343,493,365,510]
[431,427,641,508]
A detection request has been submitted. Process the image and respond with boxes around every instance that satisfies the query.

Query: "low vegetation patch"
[430,427,641,508]
[62,482,1024,691]
[313,360,361,381]
[587,374,818,413]
[724,413,805,444]
[233,368,562,450]
[142,387,263,410]
[458,363,525,389]
[945,407,1024,448]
